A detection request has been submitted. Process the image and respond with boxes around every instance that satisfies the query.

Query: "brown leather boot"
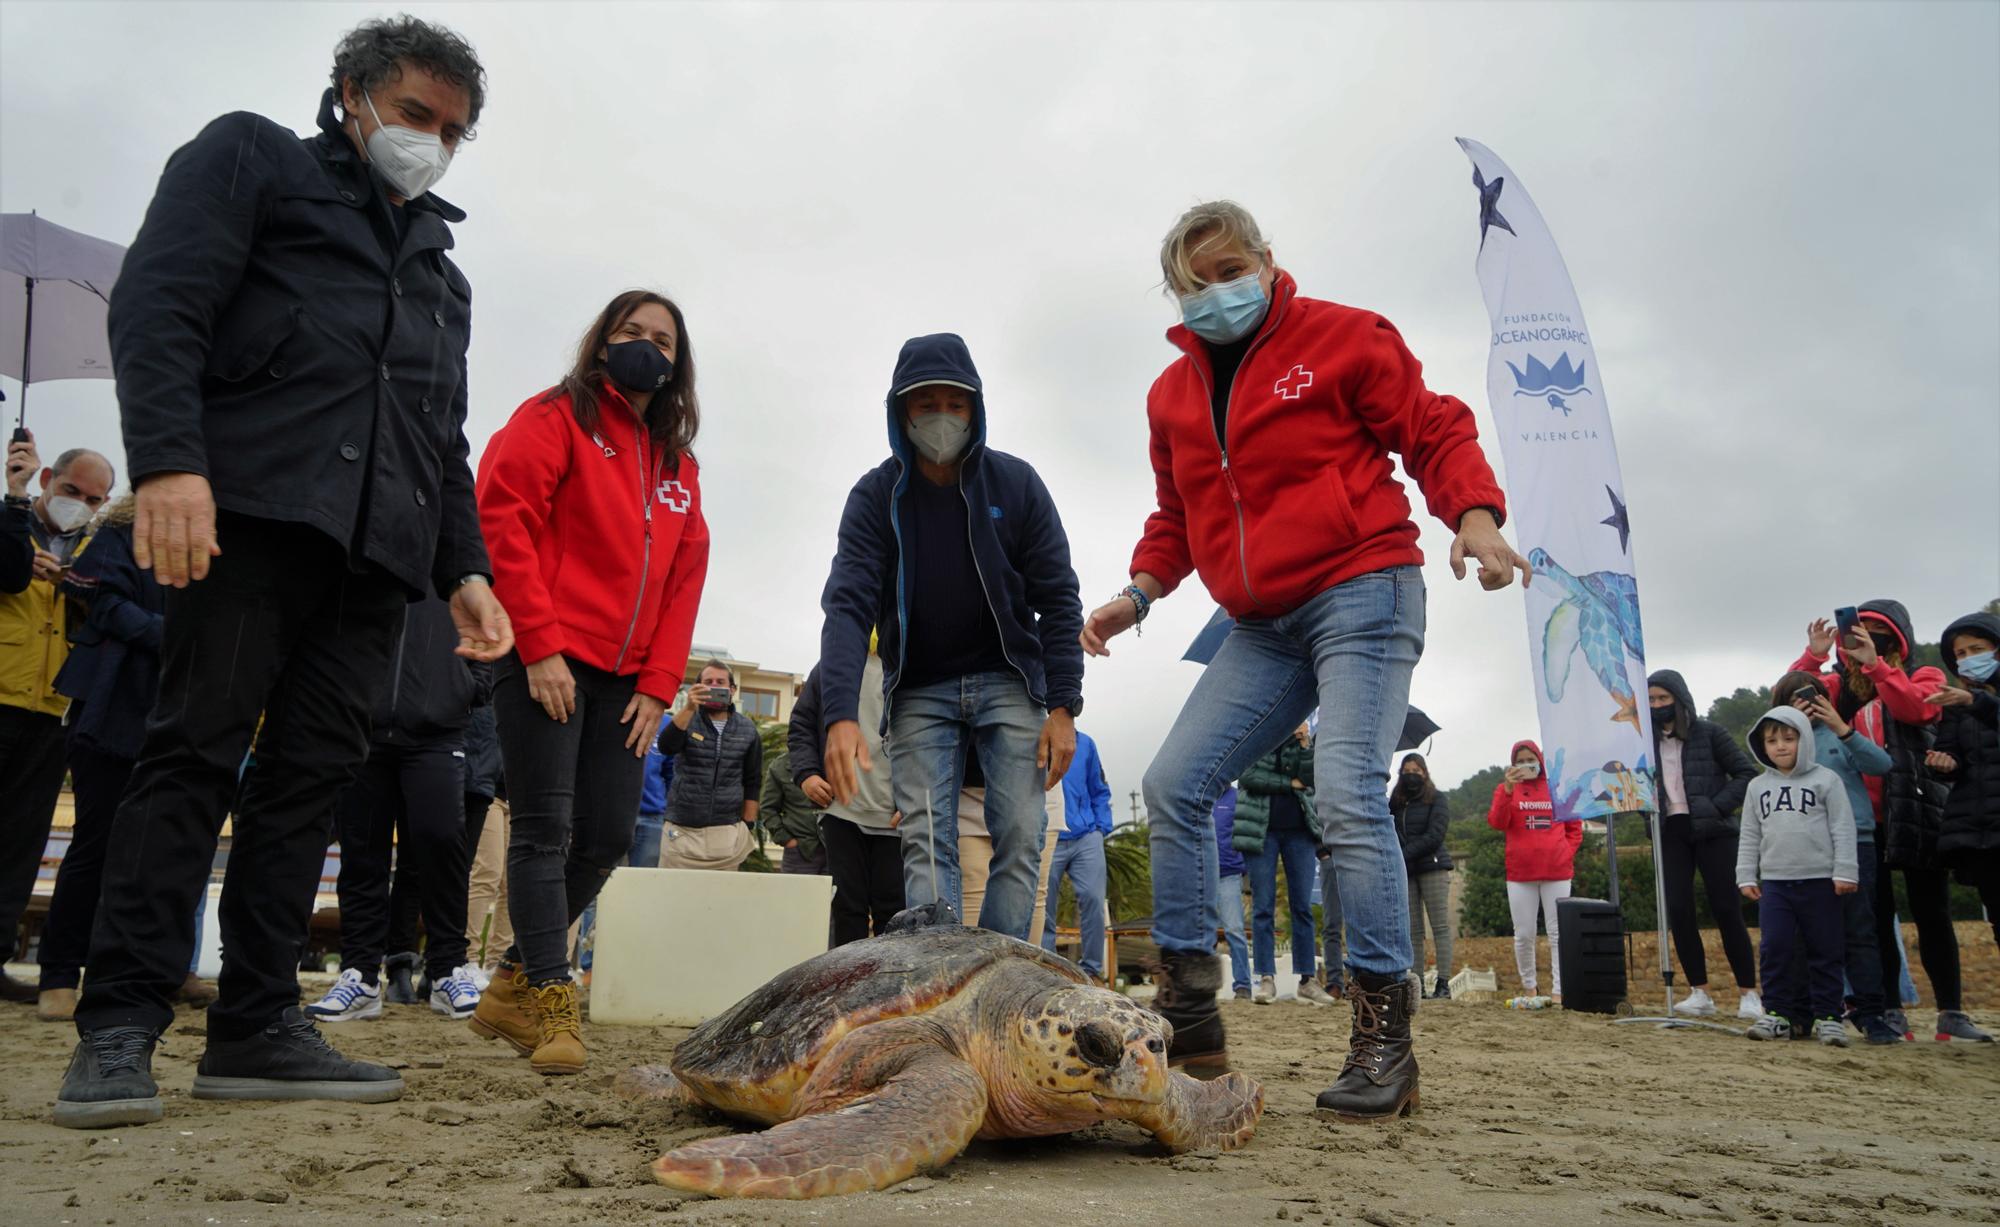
[529,981,586,1076]
[1315,970,1419,1122]
[468,961,537,1056]
[1150,951,1228,1079]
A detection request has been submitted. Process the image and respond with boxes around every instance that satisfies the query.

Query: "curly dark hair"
[330,14,486,126]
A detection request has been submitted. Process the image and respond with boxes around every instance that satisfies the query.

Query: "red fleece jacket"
[1129,272,1507,618]
[1487,741,1582,882]
[475,385,709,701]
[1787,610,1946,817]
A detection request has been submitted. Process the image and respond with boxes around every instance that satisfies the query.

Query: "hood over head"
[1939,611,2000,684]
[1509,739,1546,774]
[1748,704,1818,775]
[1854,598,1916,667]
[886,333,987,460]
[1646,669,1697,738]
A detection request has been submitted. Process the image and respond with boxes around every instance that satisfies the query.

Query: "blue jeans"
[1144,567,1424,975]
[1041,831,1108,976]
[1250,825,1320,977]
[1218,872,1250,991]
[888,671,1048,940]
[630,812,666,870]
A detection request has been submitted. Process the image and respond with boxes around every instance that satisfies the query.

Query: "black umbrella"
[1182,607,1441,750]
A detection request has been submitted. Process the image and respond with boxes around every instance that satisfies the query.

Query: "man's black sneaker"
[191,1008,405,1102]
[54,1027,164,1129]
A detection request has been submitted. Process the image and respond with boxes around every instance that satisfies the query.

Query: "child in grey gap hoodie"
[1736,705,1859,1047]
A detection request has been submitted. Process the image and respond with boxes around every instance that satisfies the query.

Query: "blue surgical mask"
[1959,651,1998,683]
[1179,271,1269,344]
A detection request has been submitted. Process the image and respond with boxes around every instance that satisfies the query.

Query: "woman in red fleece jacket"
[1079,201,1529,1121]
[1487,741,1582,1002]
[469,290,710,1073]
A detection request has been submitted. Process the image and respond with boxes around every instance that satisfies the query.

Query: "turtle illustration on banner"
[1528,547,1645,730]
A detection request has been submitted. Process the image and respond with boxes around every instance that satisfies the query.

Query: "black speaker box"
[1556,895,1626,1014]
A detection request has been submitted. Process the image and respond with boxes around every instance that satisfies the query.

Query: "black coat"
[368,596,483,745]
[1648,669,1758,841]
[53,521,165,759]
[1935,612,2000,863]
[107,90,488,598]
[1392,789,1454,874]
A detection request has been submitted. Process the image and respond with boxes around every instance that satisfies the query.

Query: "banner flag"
[1457,138,1657,820]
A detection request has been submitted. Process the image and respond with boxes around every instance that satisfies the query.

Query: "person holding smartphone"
[470,290,710,1076]
[657,660,763,871]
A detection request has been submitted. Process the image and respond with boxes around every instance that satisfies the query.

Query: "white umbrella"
[1,211,127,438]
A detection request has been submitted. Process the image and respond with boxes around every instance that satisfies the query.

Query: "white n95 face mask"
[360,91,453,199]
[907,414,972,464]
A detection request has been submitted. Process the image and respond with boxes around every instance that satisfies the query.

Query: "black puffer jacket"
[1935,612,2000,865]
[1648,669,1758,840]
[1392,786,1454,874]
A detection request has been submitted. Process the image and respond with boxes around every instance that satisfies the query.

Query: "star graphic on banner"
[1600,485,1631,554]
[1473,166,1516,250]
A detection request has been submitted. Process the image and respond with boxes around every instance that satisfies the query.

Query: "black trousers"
[1659,814,1758,989]
[492,654,643,985]
[1871,839,1961,1011]
[0,704,67,951]
[820,815,904,946]
[38,733,137,990]
[75,514,405,1041]
[333,735,470,982]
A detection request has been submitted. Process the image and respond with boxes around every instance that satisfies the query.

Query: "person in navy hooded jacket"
[819,334,1085,941]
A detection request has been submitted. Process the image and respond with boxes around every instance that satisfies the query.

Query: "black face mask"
[1649,703,1675,722]
[1399,774,1424,792]
[1867,634,1898,658]
[605,339,674,394]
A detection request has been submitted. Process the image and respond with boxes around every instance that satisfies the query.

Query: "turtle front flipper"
[652,1018,988,1199]
[1134,1069,1265,1153]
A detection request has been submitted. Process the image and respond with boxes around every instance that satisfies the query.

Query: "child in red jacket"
[1488,740,1583,1001]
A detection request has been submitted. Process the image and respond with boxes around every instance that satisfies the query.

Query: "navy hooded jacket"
[818,333,1085,729]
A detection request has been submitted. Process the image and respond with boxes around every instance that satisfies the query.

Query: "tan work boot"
[468,961,537,1056]
[530,981,586,1076]
[38,987,78,1022]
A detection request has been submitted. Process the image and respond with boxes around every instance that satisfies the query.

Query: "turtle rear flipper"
[652,1019,988,1199]
[1136,1070,1265,1153]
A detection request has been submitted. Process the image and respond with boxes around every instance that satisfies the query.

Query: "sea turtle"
[1527,547,1647,729]
[619,926,1264,1199]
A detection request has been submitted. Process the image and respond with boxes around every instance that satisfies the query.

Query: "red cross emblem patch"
[656,479,692,513]
[1275,364,1314,400]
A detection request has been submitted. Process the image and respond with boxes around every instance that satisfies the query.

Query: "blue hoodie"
[1058,731,1114,840]
[819,333,1085,729]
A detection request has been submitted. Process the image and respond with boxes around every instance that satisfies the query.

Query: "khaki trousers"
[464,800,514,968]
[660,820,753,871]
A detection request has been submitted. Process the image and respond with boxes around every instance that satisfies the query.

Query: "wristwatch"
[455,573,491,590]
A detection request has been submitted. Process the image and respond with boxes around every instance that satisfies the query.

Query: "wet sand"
[4,967,1998,1226]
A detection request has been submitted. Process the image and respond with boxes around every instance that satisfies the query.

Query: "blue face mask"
[1959,651,1998,683]
[1178,271,1269,344]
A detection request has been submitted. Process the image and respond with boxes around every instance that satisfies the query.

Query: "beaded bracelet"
[1120,584,1151,636]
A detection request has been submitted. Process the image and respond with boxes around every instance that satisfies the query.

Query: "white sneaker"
[305,968,382,1023]
[1252,975,1276,1005]
[470,965,493,992]
[429,964,483,1020]
[1672,988,1717,1017]
[1737,989,1764,1020]
[1295,978,1336,1006]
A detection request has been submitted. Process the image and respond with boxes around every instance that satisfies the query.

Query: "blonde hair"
[1160,201,1270,296]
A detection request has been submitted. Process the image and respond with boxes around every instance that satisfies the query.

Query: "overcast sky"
[3,1,1995,806]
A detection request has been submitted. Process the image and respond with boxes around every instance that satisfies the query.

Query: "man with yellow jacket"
[1,433,113,1002]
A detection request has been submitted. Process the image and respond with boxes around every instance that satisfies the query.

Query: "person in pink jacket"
[1487,740,1583,1001]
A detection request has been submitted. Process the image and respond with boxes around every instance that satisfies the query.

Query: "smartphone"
[1834,606,1860,640]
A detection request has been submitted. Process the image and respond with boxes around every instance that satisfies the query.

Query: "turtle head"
[1011,986,1172,1109]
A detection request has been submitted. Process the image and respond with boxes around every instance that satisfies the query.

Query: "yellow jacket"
[1,533,87,718]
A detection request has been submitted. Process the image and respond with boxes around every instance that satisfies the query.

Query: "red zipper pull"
[1221,457,1242,502]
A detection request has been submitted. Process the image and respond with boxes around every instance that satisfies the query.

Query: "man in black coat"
[57,16,514,1130]
[1647,668,1761,1019]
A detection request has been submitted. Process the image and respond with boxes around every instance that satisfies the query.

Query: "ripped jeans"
[492,654,645,985]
